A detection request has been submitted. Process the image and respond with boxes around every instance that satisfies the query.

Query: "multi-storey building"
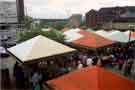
[86,10,103,27]
[67,14,82,28]
[0,0,24,47]
[86,6,135,28]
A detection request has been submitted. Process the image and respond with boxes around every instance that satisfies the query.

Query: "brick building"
[86,10,103,27]
[86,6,135,28]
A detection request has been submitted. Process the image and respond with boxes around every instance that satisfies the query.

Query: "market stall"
[7,35,76,80]
[71,30,115,51]
[46,66,135,90]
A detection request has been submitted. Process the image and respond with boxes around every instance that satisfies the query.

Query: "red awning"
[72,30,115,48]
[47,66,135,90]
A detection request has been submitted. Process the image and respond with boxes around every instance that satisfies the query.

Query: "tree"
[24,16,33,30]
[19,16,66,43]
[17,28,65,43]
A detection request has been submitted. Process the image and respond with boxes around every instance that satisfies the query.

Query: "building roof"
[72,30,115,48]
[47,66,135,90]
[86,9,98,15]
[7,35,76,62]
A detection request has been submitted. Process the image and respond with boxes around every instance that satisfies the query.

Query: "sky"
[1,0,135,19]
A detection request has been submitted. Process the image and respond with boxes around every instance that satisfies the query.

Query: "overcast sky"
[1,0,135,19]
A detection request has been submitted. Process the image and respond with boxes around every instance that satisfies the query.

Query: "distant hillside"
[34,18,68,23]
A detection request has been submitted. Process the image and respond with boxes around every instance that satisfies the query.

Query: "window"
[0,25,9,30]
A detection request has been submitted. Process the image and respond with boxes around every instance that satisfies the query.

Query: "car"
[0,46,10,58]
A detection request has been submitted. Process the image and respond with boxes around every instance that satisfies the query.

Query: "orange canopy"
[72,31,115,48]
[131,32,135,38]
[47,66,135,90]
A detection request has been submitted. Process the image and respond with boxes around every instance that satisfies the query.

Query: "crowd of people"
[12,43,135,90]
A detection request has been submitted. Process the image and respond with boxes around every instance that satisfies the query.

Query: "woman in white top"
[77,61,83,69]
[86,57,93,66]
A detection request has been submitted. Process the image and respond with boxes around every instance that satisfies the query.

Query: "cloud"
[1,0,135,18]
[27,6,68,19]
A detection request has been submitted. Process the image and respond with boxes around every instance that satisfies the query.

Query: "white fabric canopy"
[124,30,135,39]
[64,32,83,42]
[94,30,109,37]
[41,28,51,32]
[124,30,132,36]
[8,35,76,62]
[64,28,81,33]
[95,30,135,43]
[106,31,135,43]
[63,28,83,42]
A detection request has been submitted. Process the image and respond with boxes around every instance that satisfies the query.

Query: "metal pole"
[129,30,131,42]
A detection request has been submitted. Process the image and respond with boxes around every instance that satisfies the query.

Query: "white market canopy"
[63,28,83,42]
[106,31,135,43]
[7,35,76,63]
[95,30,135,43]
[86,28,95,32]
[124,30,135,39]
[41,28,51,32]
[124,30,130,35]
[65,28,81,33]
[94,30,110,37]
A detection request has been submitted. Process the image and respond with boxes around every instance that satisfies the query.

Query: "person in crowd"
[13,61,19,77]
[82,54,88,66]
[77,60,83,69]
[13,62,25,89]
[92,56,98,65]
[118,53,124,71]
[30,69,42,90]
[67,62,73,72]
[86,56,93,66]
[124,59,134,76]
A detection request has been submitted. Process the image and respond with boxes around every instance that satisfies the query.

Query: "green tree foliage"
[24,16,33,30]
[20,16,66,43]
[18,28,65,43]
[43,21,67,30]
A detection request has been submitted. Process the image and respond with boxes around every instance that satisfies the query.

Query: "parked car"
[0,46,10,58]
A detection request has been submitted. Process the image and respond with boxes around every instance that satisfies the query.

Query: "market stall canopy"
[95,30,135,43]
[64,32,83,42]
[7,35,76,63]
[41,28,52,32]
[63,28,83,42]
[72,31,115,48]
[47,66,135,90]
[63,28,81,33]
[94,30,110,37]
[86,28,95,32]
[124,30,135,38]
[106,31,135,43]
